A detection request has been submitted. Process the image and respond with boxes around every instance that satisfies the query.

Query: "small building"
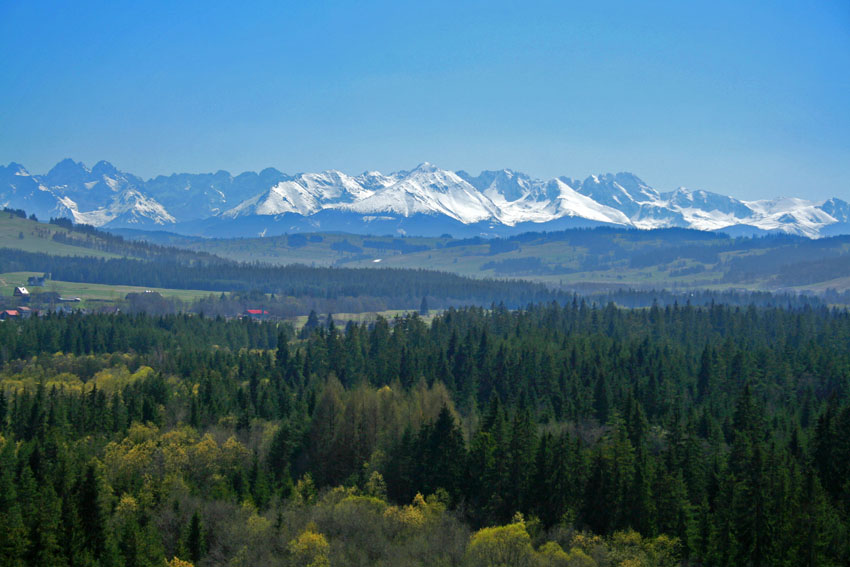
[27,275,47,287]
[13,286,29,297]
[243,309,270,320]
[17,306,36,318]
[0,309,19,320]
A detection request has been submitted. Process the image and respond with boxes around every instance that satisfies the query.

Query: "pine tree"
[793,467,843,567]
[300,310,321,339]
[0,442,27,566]
[530,433,560,527]
[505,405,536,517]
[268,421,296,484]
[77,461,115,564]
[0,388,7,430]
[249,454,272,509]
[420,405,466,503]
[696,344,714,403]
[276,330,290,367]
[27,484,66,567]
[186,511,205,564]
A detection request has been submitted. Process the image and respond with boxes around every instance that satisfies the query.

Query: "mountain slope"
[1,159,847,238]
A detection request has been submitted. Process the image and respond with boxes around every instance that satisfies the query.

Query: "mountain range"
[2,159,848,238]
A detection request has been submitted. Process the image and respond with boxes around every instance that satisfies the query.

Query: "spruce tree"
[0,443,27,566]
[186,511,205,564]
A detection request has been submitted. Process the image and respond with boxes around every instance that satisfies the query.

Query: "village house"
[243,308,270,320]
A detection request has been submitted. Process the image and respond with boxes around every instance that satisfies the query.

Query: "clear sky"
[1,0,848,200]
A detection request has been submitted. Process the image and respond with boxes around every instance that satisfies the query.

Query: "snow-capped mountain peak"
[1,159,847,238]
[340,163,499,223]
[820,198,850,223]
[8,162,30,176]
[45,158,90,186]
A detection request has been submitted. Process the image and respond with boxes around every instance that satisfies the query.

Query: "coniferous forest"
[1,301,849,566]
[4,2,849,566]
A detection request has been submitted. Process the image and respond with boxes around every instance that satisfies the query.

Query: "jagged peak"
[486,168,530,181]
[412,161,440,173]
[3,162,30,175]
[822,197,849,207]
[258,167,285,177]
[612,171,647,184]
[91,160,119,175]
[47,158,89,177]
[2,159,848,237]
[583,171,646,185]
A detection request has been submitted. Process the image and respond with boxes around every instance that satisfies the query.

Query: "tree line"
[0,301,848,565]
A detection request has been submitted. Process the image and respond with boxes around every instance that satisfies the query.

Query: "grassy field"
[0,271,214,305]
[291,308,438,331]
[0,271,446,322]
[0,213,121,258]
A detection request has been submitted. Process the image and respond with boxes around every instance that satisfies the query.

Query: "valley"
[120,225,850,295]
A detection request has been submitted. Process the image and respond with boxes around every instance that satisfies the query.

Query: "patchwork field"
[0,271,213,305]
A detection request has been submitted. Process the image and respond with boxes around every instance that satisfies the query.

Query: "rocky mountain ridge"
[1,159,847,238]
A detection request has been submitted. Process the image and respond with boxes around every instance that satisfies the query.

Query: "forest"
[1,300,849,566]
[7,212,850,303]
[0,247,563,313]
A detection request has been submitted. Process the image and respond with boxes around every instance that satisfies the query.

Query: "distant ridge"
[1,160,847,238]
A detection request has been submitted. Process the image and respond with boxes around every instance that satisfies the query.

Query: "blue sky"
[1,0,848,200]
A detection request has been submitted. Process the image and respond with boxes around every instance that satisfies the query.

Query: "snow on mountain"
[223,170,375,218]
[2,159,174,227]
[663,188,752,219]
[225,180,320,217]
[1,159,847,237]
[43,159,146,212]
[549,179,630,225]
[0,163,62,219]
[220,167,848,236]
[59,188,175,227]
[630,203,689,229]
[632,187,755,231]
[459,169,537,202]
[819,198,850,223]
[479,174,556,224]
[742,197,838,238]
[575,173,660,218]
[341,163,499,223]
[355,170,401,192]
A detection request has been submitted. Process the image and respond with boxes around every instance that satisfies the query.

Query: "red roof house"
[243,309,270,319]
